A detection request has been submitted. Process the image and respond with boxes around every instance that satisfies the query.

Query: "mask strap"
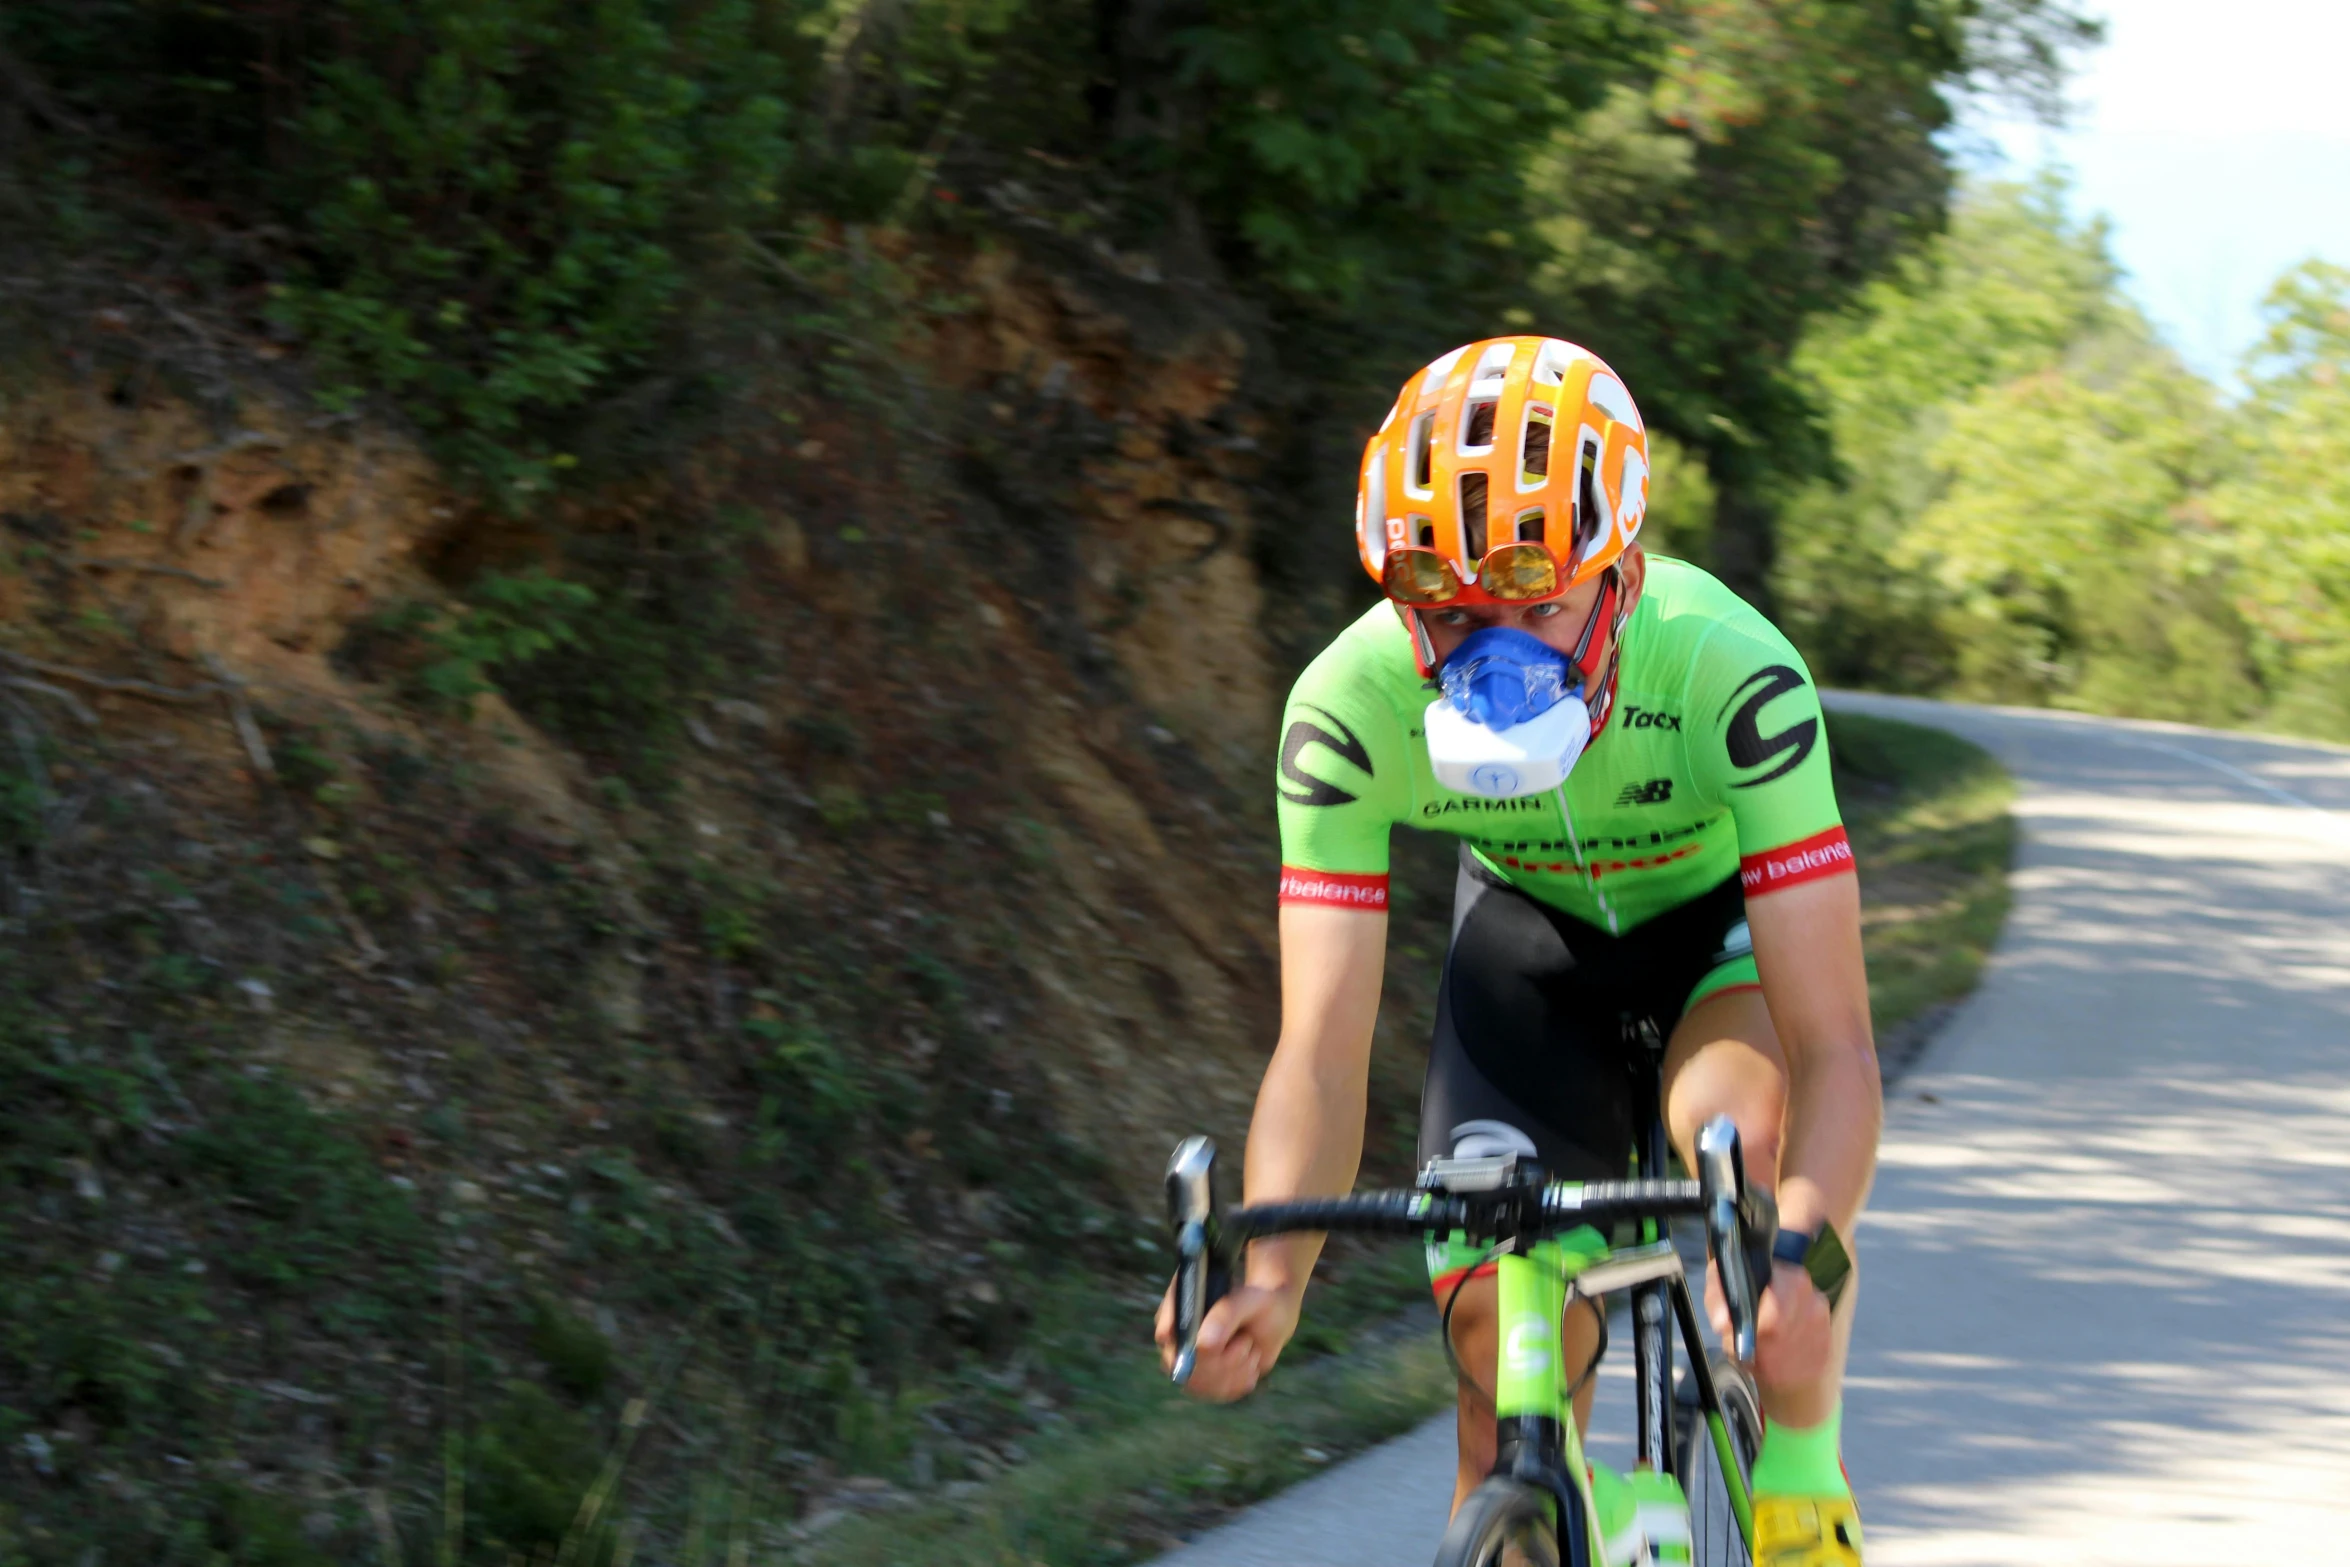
[1566,567,1620,682]
[1577,565,1638,734]
[1555,564,1628,932]
[1407,608,1440,678]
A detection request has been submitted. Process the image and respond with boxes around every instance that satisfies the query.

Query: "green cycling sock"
[1748,1402,1848,1498]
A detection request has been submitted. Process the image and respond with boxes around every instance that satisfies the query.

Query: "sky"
[1969,0,2350,381]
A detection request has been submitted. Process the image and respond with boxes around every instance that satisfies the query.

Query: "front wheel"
[1674,1353,1764,1567]
[1434,1477,1570,1567]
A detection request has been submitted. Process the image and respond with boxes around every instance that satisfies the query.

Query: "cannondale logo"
[1278,706,1373,807]
[1504,1320,1554,1376]
[1721,665,1819,788]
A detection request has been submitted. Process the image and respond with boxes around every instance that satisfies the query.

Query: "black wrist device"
[1772,1219,1853,1308]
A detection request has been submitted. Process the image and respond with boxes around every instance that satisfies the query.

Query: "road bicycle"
[1165,1114,1775,1567]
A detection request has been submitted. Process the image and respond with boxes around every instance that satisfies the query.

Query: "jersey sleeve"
[1680,620,1852,897]
[1273,647,1413,912]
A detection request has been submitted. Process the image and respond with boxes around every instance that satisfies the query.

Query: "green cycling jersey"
[1275,557,1851,930]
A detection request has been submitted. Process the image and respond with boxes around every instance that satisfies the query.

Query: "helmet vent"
[1405,412,1437,498]
[1461,398,1497,453]
[1520,405,1553,485]
[1459,471,1489,559]
[1416,519,1436,549]
[1515,508,1545,544]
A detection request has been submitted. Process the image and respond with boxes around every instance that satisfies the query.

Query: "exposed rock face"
[0,235,1333,1200]
[0,382,447,693]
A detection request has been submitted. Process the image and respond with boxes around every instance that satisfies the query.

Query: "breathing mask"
[1424,627,1592,799]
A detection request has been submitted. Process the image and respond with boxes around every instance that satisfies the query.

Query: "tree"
[1522,0,2101,607]
[2219,262,2350,736]
[1895,351,2259,721]
[1777,178,2126,687]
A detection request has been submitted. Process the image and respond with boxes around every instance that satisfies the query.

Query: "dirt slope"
[0,236,1450,1563]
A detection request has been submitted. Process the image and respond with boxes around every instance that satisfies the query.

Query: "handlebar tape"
[1545,1178,1704,1220]
[1220,1179,1709,1247]
[1223,1192,1465,1242]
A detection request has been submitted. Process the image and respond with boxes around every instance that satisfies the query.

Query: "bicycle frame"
[1165,1115,1774,1565]
[1488,1239,1596,1557]
[1487,1234,1754,1564]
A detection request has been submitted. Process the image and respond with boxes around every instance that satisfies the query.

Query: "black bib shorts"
[1417,846,1759,1187]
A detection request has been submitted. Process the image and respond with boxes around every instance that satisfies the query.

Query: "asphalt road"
[1153,697,2350,1567]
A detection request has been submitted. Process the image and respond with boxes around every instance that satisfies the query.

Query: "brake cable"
[1440,1237,1610,1413]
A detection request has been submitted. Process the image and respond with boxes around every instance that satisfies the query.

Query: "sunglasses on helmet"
[1380,541,1563,606]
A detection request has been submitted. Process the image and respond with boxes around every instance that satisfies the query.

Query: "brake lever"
[1165,1136,1229,1385]
[1696,1114,1773,1362]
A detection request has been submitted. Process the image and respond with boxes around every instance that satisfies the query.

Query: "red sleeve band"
[1739,826,1855,895]
[1278,866,1390,910]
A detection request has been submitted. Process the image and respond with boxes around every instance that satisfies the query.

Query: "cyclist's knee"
[1437,1271,1500,1367]
[1727,1116,1782,1186]
[1664,1055,1786,1181]
[1667,1097,1783,1187]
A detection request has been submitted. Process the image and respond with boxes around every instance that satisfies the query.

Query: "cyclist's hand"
[1707,1259,1833,1390]
[1154,1279,1301,1402]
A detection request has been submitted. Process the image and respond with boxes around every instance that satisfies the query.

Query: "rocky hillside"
[0,230,1467,1564]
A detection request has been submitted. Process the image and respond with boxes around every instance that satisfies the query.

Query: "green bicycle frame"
[1492,1237,1591,1420]
[1487,1230,1756,1563]
[1491,1235,1605,1559]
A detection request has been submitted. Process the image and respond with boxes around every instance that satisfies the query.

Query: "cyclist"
[1156,338,1880,1566]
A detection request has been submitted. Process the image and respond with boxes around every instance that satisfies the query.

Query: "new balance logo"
[1615,778,1673,807]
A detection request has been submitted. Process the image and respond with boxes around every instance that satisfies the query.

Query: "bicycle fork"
[1489,1244,1597,1564]
[1491,1248,1695,1567]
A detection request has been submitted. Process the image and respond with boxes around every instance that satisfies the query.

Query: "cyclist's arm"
[1159,649,1405,1398]
[1240,903,1389,1298]
[1745,873,1879,1241]
[1156,904,1386,1400]
[1684,627,1881,1237]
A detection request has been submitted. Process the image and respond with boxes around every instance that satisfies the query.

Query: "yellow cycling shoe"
[1753,1493,1864,1566]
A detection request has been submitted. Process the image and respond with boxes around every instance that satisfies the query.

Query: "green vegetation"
[1782,180,2350,743]
[0,918,435,1561]
[0,632,1155,1561]
[340,568,601,713]
[2,0,2092,590]
[1828,714,2016,1050]
[812,1297,1455,1567]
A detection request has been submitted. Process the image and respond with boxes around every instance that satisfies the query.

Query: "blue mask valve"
[1438,627,1576,730]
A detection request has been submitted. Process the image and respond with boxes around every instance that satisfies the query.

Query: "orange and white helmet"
[1356,337,1650,608]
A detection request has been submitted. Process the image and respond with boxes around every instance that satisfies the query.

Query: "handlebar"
[1164,1114,1776,1385]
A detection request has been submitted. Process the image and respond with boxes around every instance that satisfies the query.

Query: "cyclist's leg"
[1658,984,1860,1427]
[1663,983,1866,1562]
[1419,854,1644,1515]
[1420,1037,1610,1515]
